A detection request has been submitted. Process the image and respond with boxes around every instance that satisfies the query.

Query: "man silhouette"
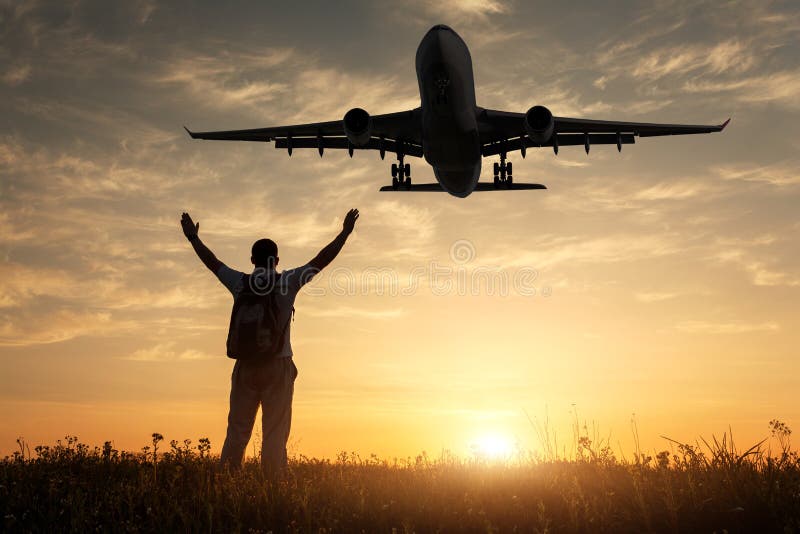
[180,209,359,475]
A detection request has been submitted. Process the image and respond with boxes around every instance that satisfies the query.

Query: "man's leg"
[219,360,260,470]
[260,357,297,476]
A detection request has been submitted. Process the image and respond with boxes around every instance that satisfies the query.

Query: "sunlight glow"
[469,434,514,460]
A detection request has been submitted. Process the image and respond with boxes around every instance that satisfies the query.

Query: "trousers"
[219,357,298,474]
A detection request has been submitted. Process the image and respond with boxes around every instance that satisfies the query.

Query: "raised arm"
[181,212,223,274]
[309,209,359,272]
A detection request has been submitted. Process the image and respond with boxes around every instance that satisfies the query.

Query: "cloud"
[156,49,418,123]
[0,133,187,209]
[552,158,589,168]
[675,320,780,334]
[746,262,799,287]
[712,239,800,287]
[155,49,295,112]
[0,259,227,345]
[410,0,509,21]
[305,305,406,320]
[0,262,84,308]
[713,162,800,187]
[287,67,418,119]
[124,342,215,362]
[13,99,179,151]
[541,170,731,218]
[0,212,38,244]
[631,41,756,80]
[593,76,609,90]
[635,292,678,303]
[590,5,800,112]
[715,251,800,287]
[595,19,687,67]
[0,309,118,347]
[714,234,778,247]
[681,70,800,108]
[2,63,31,85]
[370,200,438,244]
[633,181,710,201]
[395,1,519,50]
[98,285,224,311]
[495,233,685,270]
[622,99,675,114]
[0,254,228,310]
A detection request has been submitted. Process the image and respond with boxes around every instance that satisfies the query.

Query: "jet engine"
[343,108,372,146]
[524,105,554,145]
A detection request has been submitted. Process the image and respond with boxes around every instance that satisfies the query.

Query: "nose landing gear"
[493,151,513,189]
[391,155,411,190]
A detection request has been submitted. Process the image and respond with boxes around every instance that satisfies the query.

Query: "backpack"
[226,273,291,360]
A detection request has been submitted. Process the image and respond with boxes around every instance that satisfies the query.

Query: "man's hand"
[181,212,222,273]
[309,209,360,271]
[181,212,200,240]
[342,208,359,235]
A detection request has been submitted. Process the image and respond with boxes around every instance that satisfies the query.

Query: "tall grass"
[2,421,798,532]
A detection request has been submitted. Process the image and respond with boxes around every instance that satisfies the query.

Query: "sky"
[1,0,798,460]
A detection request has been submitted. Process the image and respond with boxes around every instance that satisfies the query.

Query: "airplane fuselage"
[415,25,481,198]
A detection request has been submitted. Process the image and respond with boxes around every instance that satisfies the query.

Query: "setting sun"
[469,434,515,460]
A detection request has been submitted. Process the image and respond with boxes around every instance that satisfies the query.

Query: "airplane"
[185,24,729,198]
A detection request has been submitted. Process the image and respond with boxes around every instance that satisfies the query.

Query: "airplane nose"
[420,24,457,57]
[423,25,456,44]
[428,24,453,33]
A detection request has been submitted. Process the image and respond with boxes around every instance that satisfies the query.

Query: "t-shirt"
[216,263,318,358]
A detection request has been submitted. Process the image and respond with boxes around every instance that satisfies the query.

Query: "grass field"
[2,421,799,533]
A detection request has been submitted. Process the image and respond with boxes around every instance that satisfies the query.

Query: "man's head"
[251,238,279,269]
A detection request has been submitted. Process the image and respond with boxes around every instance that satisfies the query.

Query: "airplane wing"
[477,108,730,156]
[185,108,424,158]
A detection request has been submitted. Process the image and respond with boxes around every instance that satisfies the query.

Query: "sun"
[469,434,514,460]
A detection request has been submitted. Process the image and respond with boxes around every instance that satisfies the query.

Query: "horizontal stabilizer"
[379,182,547,192]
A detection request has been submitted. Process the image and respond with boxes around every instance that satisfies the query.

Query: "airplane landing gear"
[391,154,411,190]
[493,151,513,189]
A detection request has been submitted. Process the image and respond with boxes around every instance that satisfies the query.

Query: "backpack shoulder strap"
[239,273,253,296]
[273,305,292,355]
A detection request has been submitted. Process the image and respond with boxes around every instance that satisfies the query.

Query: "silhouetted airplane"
[185,24,729,198]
